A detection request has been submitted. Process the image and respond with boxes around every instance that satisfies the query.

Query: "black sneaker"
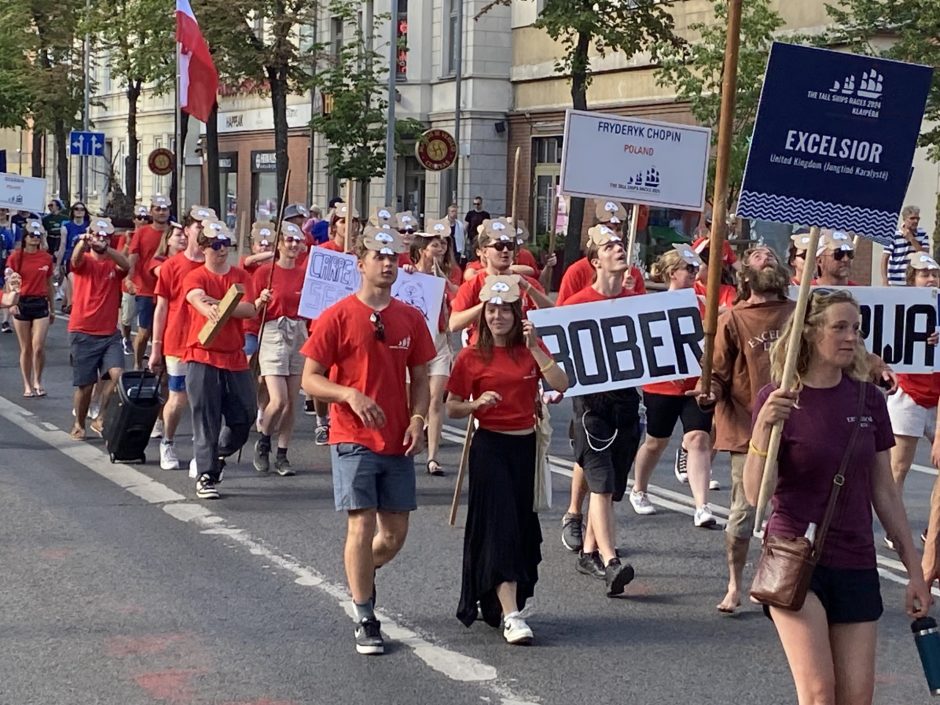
[304,399,315,416]
[561,513,584,553]
[195,474,220,500]
[605,558,635,597]
[274,455,295,476]
[674,446,688,483]
[577,550,606,579]
[253,439,270,474]
[354,616,384,655]
[1,321,10,334]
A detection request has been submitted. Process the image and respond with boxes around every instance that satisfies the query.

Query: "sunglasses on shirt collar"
[370,311,385,341]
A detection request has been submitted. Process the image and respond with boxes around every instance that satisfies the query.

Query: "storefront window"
[219,152,238,228]
[251,150,278,219]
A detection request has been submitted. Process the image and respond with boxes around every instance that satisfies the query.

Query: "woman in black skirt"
[446,275,569,645]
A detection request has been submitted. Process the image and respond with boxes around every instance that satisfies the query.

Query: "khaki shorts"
[259,317,308,377]
[120,292,135,328]
[428,330,453,377]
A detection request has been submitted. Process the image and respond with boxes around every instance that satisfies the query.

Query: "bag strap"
[812,381,868,556]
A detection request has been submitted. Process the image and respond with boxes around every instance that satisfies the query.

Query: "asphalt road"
[0,319,936,704]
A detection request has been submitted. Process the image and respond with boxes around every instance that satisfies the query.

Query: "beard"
[745,263,790,295]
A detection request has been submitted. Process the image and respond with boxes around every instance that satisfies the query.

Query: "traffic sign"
[69,131,105,158]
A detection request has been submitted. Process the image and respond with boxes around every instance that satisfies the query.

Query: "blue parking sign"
[737,43,932,245]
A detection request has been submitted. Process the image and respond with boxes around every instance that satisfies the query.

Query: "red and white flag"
[176,0,218,123]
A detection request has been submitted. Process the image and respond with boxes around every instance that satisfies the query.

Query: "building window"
[444,0,459,77]
[396,0,408,80]
[331,17,344,61]
[534,136,562,164]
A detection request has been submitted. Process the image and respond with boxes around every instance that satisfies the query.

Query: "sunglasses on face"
[26,232,41,238]
[208,239,232,251]
[283,236,303,243]
[488,241,515,252]
[473,202,482,207]
[370,311,385,342]
[74,207,86,212]
[683,264,700,274]
[803,287,837,323]
[832,250,854,261]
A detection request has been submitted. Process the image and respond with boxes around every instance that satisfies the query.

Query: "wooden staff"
[236,210,248,260]
[699,0,743,392]
[344,178,354,254]
[249,167,292,375]
[540,183,561,287]
[753,225,821,531]
[625,203,640,269]
[448,415,475,526]
[510,146,520,225]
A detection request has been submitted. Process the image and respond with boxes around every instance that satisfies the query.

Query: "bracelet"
[748,440,769,458]
[152,340,163,345]
[539,359,556,373]
[410,414,426,426]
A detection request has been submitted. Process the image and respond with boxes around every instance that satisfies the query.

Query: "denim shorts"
[330,443,417,512]
[135,295,155,330]
[69,331,123,387]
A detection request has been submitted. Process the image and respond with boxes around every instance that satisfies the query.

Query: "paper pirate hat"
[251,220,277,244]
[478,274,521,305]
[587,224,622,248]
[361,225,408,255]
[419,218,452,238]
[595,199,627,224]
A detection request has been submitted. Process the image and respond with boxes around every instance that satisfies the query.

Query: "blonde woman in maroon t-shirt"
[745,288,930,705]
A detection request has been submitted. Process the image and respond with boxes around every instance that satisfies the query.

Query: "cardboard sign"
[298,249,445,337]
[527,289,703,396]
[299,249,360,320]
[738,43,933,245]
[559,110,711,211]
[391,270,446,337]
[0,173,47,212]
[789,285,938,373]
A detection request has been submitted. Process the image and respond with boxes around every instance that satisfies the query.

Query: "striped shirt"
[885,229,929,286]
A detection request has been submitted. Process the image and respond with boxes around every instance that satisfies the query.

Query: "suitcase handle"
[131,368,164,401]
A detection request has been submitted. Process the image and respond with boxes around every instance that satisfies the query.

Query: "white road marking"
[912,463,938,477]
[0,395,537,704]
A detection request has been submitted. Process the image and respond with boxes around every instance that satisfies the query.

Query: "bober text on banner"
[527,290,704,397]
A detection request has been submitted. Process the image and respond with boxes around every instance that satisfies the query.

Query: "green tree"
[195,0,320,206]
[826,0,940,238]
[479,0,681,265]
[89,0,175,211]
[656,0,784,210]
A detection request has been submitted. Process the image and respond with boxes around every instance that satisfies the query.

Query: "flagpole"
[175,40,183,213]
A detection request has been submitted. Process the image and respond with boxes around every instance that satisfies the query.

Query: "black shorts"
[14,296,50,321]
[643,391,713,439]
[764,565,883,624]
[572,392,641,502]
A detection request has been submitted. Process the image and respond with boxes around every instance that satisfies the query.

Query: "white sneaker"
[160,441,180,470]
[188,457,198,479]
[502,612,533,645]
[151,419,164,439]
[694,504,717,528]
[709,479,721,491]
[629,490,656,515]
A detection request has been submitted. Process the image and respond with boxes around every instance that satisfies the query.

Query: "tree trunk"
[125,80,141,202]
[54,119,69,200]
[206,103,220,215]
[563,31,591,270]
[31,131,43,178]
[268,65,290,210]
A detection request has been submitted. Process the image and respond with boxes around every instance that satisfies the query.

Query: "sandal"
[34,387,46,397]
[23,390,35,398]
[426,459,445,477]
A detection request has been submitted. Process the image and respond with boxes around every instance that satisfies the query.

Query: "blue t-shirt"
[312,219,329,244]
[63,221,88,258]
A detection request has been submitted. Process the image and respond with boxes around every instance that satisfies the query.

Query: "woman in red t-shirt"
[632,246,717,528]
[410,218,459,476]
[8,219,55,397]
[240,228,276,359]
[252,225,308,476]
[885,252,940,547]
[147,223,186,282]
[446,275,568,644]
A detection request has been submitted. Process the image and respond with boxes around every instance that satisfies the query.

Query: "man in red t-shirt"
[301,226,434,656]
[183,219,270,500]
[149,207,212,470]
[127,194,174,370]
[559,224,640,594]
[449,227,553,341]
[67,217,130,440]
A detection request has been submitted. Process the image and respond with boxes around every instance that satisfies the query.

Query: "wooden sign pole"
[449,416,475,526]
[625,203,640,268]
[541,183,560,286]
[699,0,743,392]
[344,178,354,254]
[509,146,520,225]
[753,225,821,530]
[198,284,246,346]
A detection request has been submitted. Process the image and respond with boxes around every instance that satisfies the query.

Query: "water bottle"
[912,616,940,696]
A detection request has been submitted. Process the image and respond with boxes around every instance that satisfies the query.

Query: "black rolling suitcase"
[103,370,163,464]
